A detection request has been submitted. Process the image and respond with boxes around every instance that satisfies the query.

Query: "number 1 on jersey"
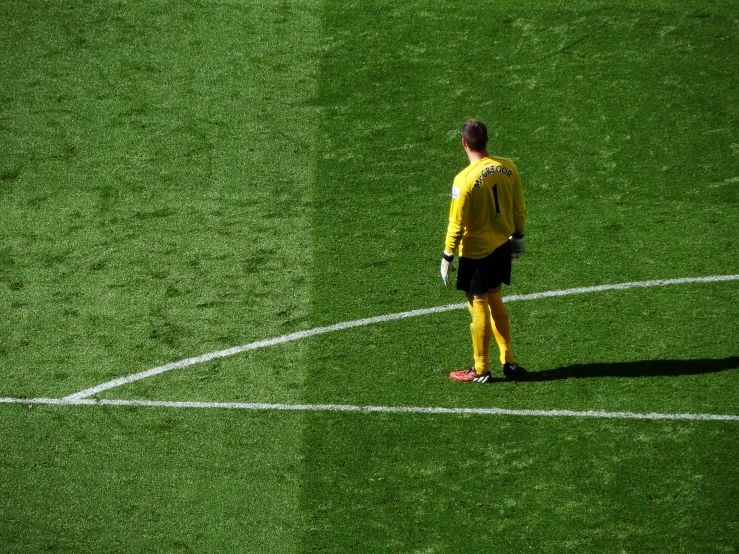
[492,184,501,218]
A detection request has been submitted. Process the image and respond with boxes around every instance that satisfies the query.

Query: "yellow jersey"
[444,156,526,259]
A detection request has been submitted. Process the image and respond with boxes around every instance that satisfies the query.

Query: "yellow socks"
[488,290,515,365]
[465,291,515,373]
[467,298,492,375]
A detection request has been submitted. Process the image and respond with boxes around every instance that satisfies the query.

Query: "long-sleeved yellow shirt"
[444,155,526,259]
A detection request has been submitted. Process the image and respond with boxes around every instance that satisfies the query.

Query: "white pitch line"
[63,274,739,401]
[2,397,738,421]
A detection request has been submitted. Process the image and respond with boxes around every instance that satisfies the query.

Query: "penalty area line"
[2,397,739,421]
[63,273,739,401]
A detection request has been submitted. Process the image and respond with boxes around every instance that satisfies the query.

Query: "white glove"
[440,251,456,286]
[510,233,524,259]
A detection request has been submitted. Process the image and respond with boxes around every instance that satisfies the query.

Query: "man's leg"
[487,286,515,365]
[466,291,493,375]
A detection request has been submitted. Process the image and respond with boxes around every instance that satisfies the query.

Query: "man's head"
[461,119,488,153]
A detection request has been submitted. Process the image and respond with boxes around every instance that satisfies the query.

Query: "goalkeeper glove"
[440,251,456,287]
[510,232,525,259]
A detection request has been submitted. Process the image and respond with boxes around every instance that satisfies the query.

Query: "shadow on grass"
[511,356,739,382]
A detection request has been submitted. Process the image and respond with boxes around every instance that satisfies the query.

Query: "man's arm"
[444,182,470,255]
[440,181,469,286]
[512,170,526,235]
[510,170,526,258]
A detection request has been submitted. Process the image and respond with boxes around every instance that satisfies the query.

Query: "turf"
[300,413,738,553]
[1,0,738,552]
[1,404,306,553]
[0,0,320,397]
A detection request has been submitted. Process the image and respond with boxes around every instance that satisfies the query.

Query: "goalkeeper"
[440,119,527,382]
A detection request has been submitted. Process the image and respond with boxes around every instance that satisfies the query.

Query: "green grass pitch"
[1,0,738,552]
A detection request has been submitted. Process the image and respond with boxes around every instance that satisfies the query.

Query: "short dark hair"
[461,119,488,152]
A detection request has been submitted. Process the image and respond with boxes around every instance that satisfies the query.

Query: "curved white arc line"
[62,302,465,400]
[63,274,739,401]
[2,397,739,421]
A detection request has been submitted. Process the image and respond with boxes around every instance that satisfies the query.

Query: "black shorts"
[456,241,512,294]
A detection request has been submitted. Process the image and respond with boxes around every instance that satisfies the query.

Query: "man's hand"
[510,232,525,259]
[440,251,456,286]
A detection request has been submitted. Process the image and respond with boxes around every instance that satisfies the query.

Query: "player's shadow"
[510,356,739,382]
